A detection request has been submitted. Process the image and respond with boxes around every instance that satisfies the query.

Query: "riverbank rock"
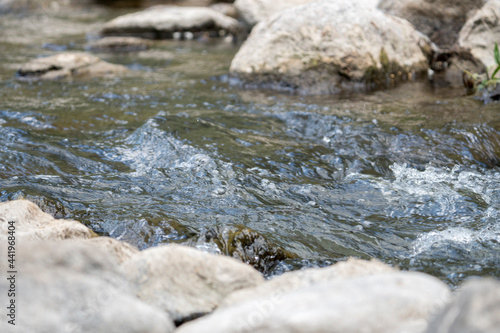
[425,278,500,333]
[177,271,451,333]
[210,3,238,19]
[17,52,128,80]
[229,0,433,95]
[100,5,242,39]
[221,258,397,307]
[0,0,91,13]
[121,244,264,325]
[0,199,94,240]
[0,240,174,333]
[378,0,484,48]
[459,0,500,71]
[86,36,152,52]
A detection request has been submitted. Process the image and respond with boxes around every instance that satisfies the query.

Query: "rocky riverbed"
[1,0,500,332]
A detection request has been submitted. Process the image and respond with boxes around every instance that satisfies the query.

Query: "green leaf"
[495,42,500,66]
[492,66,500,80]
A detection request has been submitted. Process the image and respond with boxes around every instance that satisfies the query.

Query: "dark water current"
[1,8,499,286]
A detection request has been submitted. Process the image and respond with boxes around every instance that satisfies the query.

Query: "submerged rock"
[221,258,397,307]
[17,52,128,80]
[86,36,152,52]
[177,271,451,333]
[425,278,500,333]
[121,244,264,325]
[100,5,242,39]
[0,199,94,240]
[459,0,500,71]
[229,0,433,95]
[193,225,297,274]
[0,240,174,333]
[378,0,484,48]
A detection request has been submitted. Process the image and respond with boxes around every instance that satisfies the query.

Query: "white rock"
[221,258,396,307]
[121,244,264,324]
[230,0,432,95]
[234,0,317,27]
[425,278,500,333]
[177,271,451,333]
[0,240,175,333]
[0,199,94,240]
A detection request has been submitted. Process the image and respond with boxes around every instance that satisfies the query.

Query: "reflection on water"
[1,9,499,285]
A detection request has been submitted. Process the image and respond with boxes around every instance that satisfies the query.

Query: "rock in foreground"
[425,278,500,333]
[100,5,242,39]
[229,0,433,95]
[0,199,94,240]
[17,52,128,80]
[121,244,264,325]
[0,240,174,333]
[177,271,451,333]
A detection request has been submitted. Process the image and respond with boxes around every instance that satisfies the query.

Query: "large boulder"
[234,0,317,28]
[121,244,264,325]
[221,258,396,307]
[100,5,242,39]
[0,240,174,333]
[229,0,433,95]
[425,278,500,333]
[0,199,94,240]
[17,52,128,80]
[459,0,500,70]
[79,236,139,264]
[378,0,485,48]
[176,271,451,333]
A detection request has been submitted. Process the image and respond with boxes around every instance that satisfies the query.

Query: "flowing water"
[1,7,499,286]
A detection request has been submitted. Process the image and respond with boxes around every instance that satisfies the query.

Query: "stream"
[1,6,499,286]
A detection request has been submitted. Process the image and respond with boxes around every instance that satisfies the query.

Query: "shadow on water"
[0,8,499,285]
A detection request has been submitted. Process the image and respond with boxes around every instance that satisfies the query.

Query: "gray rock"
[230,0,433,95]
[0,240,175,333]
[78,236,139,264]
[234,0,317,28]
[121,244,264,325]
[86,36,152,52]
[177,271,451,333]
[379,0,484,48]
[100,5,242,39]
[17,52,128,80]
[459,0,500,70]
[221,258,397,307]
[0,199,94,240]
[425,278,500,333]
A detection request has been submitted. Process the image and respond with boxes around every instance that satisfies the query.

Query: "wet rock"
[194,225,297,274]
[121,244,264,325]
[378,0,484,48]
[234,0,317,28]
[86,36,152,52]
[459,0,500,70]
[0,240,174,333]
[79,236,139,264]
[17,52,128,80]
[221,258,397,307]
[0,199,94,240]
[177,271,451,333]
[100,5,242,39]
[425,278,500,333]
[230,0,433,95]
[209,3,238,19]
